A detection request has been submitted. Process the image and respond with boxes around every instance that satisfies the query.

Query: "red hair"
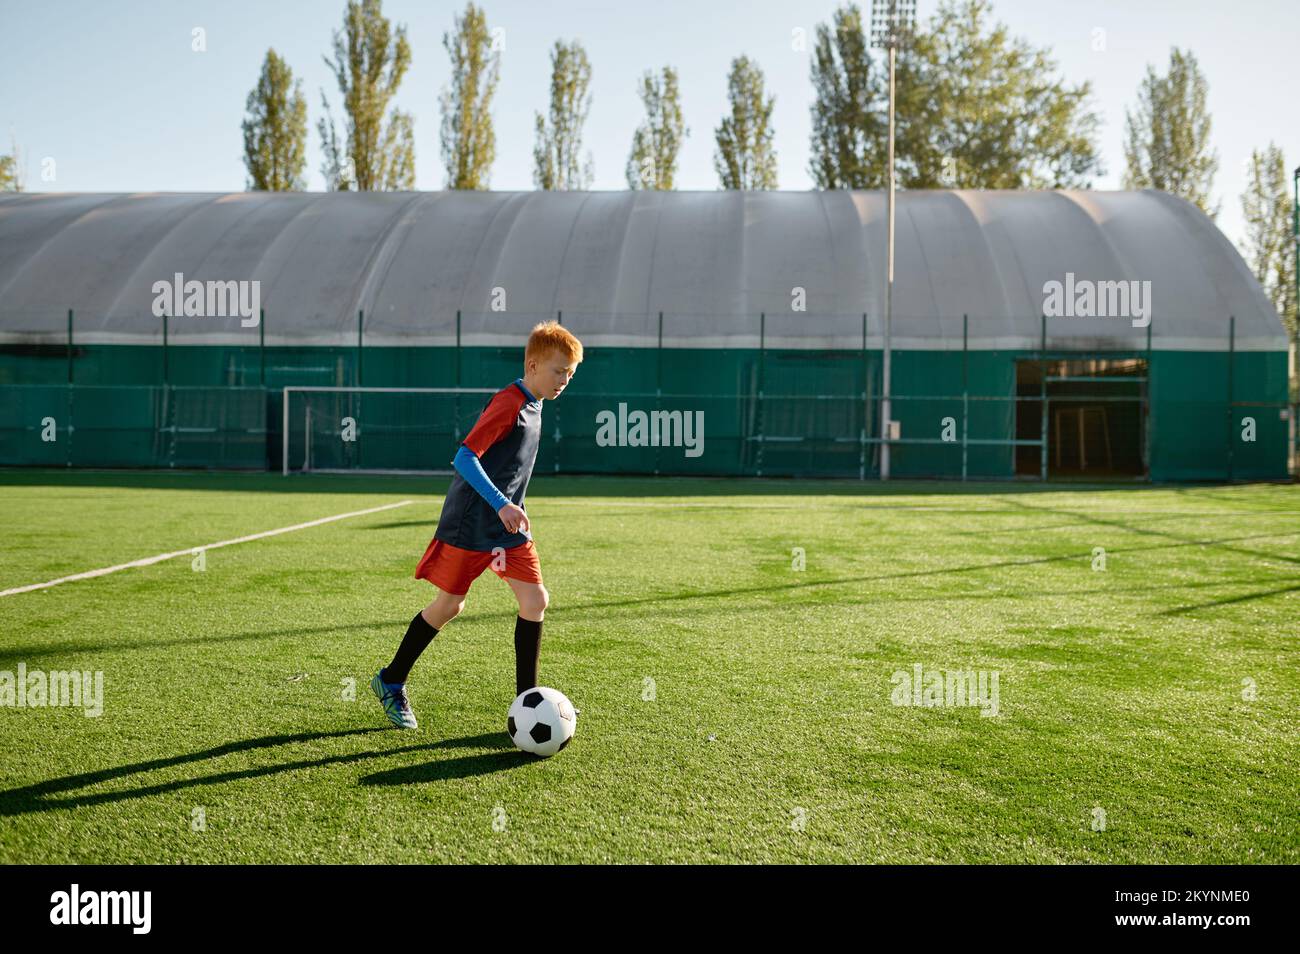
[525,320,583,365]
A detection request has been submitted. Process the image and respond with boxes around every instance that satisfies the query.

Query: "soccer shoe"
[371,671,418,729]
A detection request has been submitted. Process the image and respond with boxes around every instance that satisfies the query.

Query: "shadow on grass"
[1156,580,1300,615]
[1001,496,1300,613]
[0,619,410,667]
[6,525,1299,666]
[1002,497,1300,567]
[358,749,542,786]
[0,728,520,817]
[366,519,437,530]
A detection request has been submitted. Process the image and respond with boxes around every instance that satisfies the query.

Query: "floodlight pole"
[883,40,896,481]
[872,0,913,481]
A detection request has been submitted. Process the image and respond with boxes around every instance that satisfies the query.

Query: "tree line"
[232,0,1293,333]
[0,0,1292,334]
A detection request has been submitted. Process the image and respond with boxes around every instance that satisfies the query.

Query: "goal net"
[281,386,496,475]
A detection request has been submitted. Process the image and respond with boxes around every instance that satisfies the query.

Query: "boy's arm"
[453,444,510,512]
[452,389,521,513]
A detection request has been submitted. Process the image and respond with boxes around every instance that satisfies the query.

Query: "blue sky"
[2,0,1297,248]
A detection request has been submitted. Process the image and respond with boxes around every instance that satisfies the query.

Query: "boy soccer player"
[371,320,583,729]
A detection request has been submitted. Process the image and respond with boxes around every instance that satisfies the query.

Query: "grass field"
[0,470,1296,864]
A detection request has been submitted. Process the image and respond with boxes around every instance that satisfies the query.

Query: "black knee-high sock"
[514,616,543,696]
[383,612,439,684]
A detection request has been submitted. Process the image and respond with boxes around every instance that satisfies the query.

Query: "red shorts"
[413,537,543,596]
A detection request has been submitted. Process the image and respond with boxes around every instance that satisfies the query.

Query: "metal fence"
[0,309,1294,481]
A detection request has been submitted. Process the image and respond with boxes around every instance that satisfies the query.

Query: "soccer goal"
[281,386,496,475]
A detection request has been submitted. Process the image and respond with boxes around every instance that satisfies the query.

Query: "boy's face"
[530,354,579,399]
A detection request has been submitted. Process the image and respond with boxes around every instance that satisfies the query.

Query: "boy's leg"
[383,588,466,684]
[421,588,468,630]
[505,578,549,696]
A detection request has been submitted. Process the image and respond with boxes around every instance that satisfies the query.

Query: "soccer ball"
[507,687,577,757]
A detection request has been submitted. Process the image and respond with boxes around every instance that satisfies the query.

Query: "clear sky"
[2,0,1297,249]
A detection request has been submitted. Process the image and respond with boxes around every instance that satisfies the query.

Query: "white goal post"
[281,386,495,476]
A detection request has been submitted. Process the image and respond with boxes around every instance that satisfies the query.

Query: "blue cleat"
[371,670,418,729]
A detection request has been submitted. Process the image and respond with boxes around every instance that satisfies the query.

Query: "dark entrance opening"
[1015,357,1148,478]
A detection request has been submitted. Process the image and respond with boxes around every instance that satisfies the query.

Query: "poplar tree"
[714,56,778,190]
[808,3,878,188]
[318,0,415,191]
[242,49,309,191]
[1240,143,1296,337]
[1123,47,1219,218]
[439,2,500,190]
[627,66,686,190]
[534,40,594,190]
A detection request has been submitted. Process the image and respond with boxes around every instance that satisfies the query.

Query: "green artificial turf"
[0,470,1296,863]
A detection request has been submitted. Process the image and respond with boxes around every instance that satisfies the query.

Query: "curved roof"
[0,189,1285,350]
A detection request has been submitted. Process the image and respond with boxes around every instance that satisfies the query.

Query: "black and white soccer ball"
[507,687,577,757]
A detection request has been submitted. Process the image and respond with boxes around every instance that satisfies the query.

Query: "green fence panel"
[0,341,1291,480]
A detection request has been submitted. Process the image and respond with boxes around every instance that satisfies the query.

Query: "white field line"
[0,499,415,598]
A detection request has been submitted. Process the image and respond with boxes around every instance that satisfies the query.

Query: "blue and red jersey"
[433,378,542,552]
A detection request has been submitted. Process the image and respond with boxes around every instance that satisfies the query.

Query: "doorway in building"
[1015,357,1148,478]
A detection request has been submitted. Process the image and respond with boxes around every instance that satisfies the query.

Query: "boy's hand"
[497,502,529,534]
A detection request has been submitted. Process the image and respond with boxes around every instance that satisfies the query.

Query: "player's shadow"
[0,618,409,667]
[0,727,514,817]
[358,746,539,786]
